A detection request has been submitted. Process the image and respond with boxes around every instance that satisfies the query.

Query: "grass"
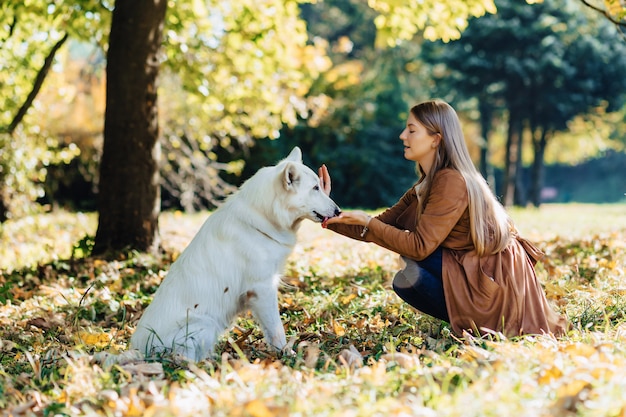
[0,203,625,416]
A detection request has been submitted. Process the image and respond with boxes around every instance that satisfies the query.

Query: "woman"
[320,99,568,338]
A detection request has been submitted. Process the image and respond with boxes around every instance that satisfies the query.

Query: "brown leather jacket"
[328,169,568,337]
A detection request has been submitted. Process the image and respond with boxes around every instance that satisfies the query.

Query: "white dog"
[130,147,340,362]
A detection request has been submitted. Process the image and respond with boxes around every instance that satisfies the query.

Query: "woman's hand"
[318,164,331,197]
[318,165,371,229]
[324,210,371,227]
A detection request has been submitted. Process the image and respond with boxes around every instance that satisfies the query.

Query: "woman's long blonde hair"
[411,99,513,256]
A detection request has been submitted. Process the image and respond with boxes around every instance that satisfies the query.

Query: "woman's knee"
[392,268,424,295]
[392,272,407,298]
[392,274,448,321]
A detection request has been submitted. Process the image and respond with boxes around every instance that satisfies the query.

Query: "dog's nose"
[334,207,342,216]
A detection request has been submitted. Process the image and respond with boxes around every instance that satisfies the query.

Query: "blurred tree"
[422,0,626,207]
[547,103,626,164]
[0,0,108,221]
[35,45,106,212]
[156,0,331,212]
[247,0,500,209]
[421,43,505,192]
[368,0,497,46]
[268,46,423,208]
[243,0,421,208]
[525,8,626,206]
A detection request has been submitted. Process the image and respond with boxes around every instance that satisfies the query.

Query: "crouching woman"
[320,99,568,338]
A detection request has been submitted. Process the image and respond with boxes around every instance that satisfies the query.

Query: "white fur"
[130,147,340,362]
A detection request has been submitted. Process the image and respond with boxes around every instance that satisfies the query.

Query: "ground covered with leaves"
[1,204,625,416]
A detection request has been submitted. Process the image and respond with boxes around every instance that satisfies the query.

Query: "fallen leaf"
[538,365,563,385]
[123,387,146,417]
[76,330,112,348]
[332,319,346,337]
[562,342,596,358]
[244,399,274,417]
[26,315,64,331]
[341,293,357,305]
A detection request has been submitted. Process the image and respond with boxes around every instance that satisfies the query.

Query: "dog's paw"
[280,347,297,357]
[275,336,297,357]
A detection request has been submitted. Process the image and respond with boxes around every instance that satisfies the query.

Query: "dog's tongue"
[322,217,330,229]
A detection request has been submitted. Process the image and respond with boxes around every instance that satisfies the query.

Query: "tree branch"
[4,32,69,134]
[0,15,18,44]
[578,0,626,27]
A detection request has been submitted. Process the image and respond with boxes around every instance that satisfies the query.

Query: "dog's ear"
[284,146,302,163]
[282,162,300,191]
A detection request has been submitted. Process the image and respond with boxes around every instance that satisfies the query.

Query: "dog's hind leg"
[245,285,287,351]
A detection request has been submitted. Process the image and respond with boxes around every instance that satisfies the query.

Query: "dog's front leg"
[245,286,287,351]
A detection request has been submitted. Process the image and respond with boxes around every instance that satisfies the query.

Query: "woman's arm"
[324,188,416,241]
[320,164,414,239]
[326,188,416,240]
[366,170,468,260]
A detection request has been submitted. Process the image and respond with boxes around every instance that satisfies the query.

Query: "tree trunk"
[530,127,548,207]
[0,196,7,223]
[93,0,167,255]
[503,108,521,207]
[478,100,495,193]
[513,120,526,206]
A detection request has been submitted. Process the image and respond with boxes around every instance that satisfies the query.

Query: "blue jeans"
[392,247,450,322]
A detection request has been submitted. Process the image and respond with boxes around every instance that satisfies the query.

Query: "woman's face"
[399,113,439,168]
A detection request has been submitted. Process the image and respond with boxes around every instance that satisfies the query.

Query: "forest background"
[1,0,625,247]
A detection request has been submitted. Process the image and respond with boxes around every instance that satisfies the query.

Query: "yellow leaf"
[77,330,112,348]
[93,259,107,268]
[538,365,563,385]
[591,365,614,381]
[341,293,357,305]
[124,387,146,417]
[192,0,207,17]
[332,320,346,337]
[57,390,68,403]
[142,405,157,417]
[126,402,144,417]
[244,399,273,417]
[557,379,590,399]
[605,0,623,15]
[562,342,596,358]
